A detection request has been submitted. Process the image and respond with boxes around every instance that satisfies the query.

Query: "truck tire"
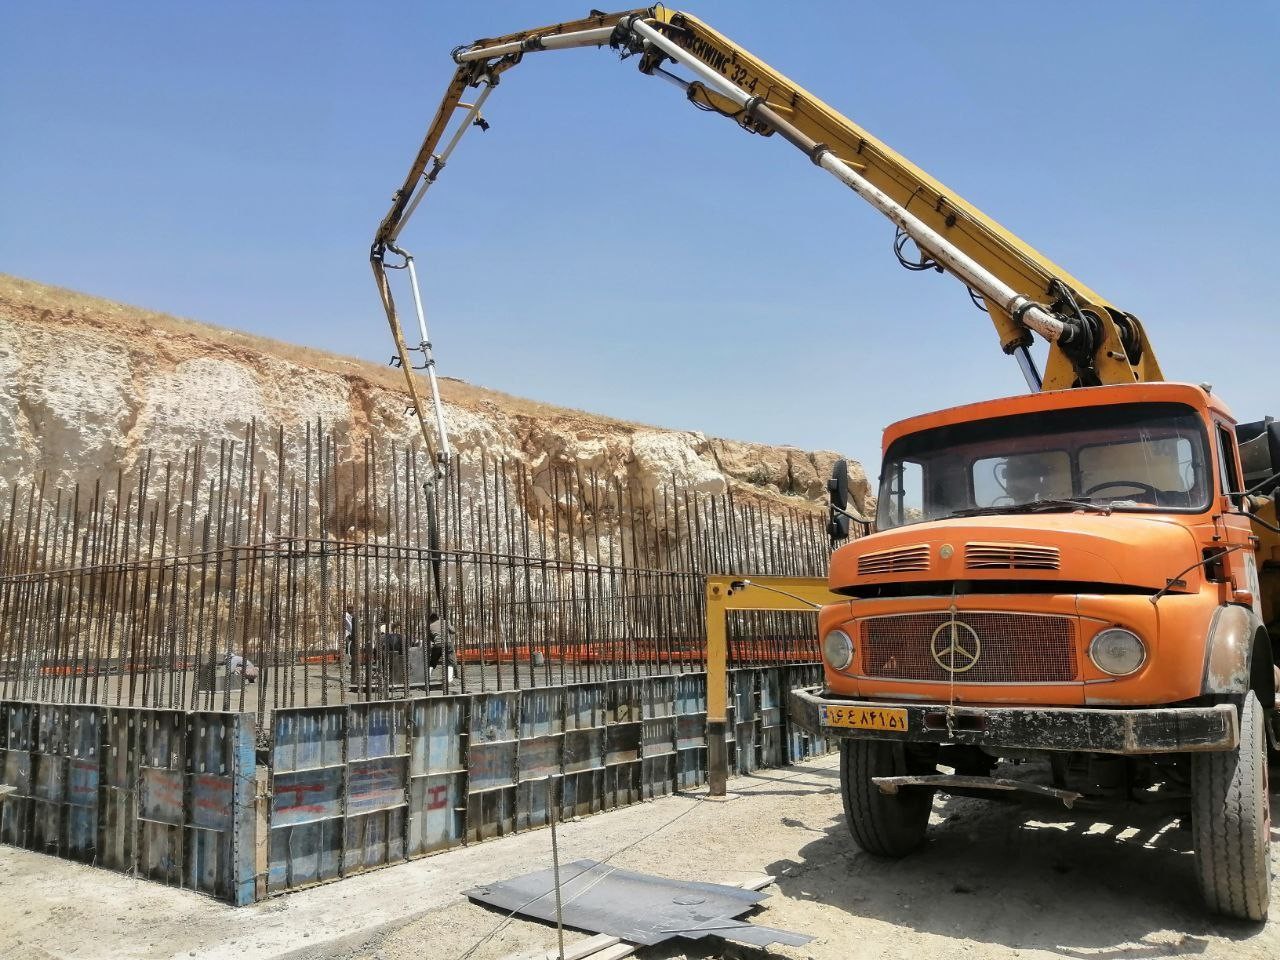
[1191,690,1273,921]
[840,738,933,857]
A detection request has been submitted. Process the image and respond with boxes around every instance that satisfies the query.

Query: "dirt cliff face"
[0,274,869,516]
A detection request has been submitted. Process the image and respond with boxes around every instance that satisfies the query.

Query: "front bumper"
[789,687,1239,755]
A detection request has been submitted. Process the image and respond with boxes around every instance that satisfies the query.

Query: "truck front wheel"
[840,738,935,857]
[1191,690,1273,921]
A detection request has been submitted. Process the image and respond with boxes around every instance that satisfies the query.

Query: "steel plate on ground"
[465,859,810,948]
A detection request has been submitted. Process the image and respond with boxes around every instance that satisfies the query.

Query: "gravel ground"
[1,754,1276,960]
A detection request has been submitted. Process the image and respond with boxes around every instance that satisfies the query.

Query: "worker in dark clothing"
[223,653,259,683]
[383,622,405,656]
[427,613,457,685]
[343,605,357,671]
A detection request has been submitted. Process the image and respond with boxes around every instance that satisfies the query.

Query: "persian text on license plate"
[820,704,908,732]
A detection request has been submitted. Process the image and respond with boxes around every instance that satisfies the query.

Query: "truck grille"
[859,612,1077,683]
[858,544,930,576]
[965,541,1060,570]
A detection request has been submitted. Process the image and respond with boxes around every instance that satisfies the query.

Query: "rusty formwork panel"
[0,700,255,904]
[263,665,832,898]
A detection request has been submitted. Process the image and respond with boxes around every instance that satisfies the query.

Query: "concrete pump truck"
[370,9,1279,921]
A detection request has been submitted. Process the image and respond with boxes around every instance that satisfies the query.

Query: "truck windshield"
[876,402,1212,530]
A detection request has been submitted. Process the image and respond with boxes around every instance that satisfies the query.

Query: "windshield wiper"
[948,498,1112,518]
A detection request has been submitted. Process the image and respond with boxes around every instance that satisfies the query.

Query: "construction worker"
[427,613,456,686]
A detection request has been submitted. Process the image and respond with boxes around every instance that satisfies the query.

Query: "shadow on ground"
[756,761,1279,959]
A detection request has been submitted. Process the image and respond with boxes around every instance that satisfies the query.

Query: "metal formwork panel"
[268,705,346,893]
[516,775,560,831]
[757,671,786,769]
[344,701,410,875]
[731,671,758,775]
[0,702,253,904]
[1,703,33,847]
[519,688,564,740]
[675,674,707,716]
[186,711,256,904]
[99,708,140,872]
[30,705,69,855]
[606,680,642,725]
[138,710,187,888]
[641,677,675,719]
[407,696,467,856]
[467,692,518,839]
[564,683,606,730]
[65,706,102,862]
[408,771,466,853]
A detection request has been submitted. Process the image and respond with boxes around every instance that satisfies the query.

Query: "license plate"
[820,704,908,732]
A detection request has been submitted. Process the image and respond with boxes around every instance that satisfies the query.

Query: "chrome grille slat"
[965,541,1061,570]
[858,544,930,576]
[860,612,1077,683]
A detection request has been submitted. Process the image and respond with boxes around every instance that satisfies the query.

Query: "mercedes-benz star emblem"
[930,619,981,673]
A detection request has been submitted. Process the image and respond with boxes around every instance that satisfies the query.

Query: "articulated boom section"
[371,8,1165,462]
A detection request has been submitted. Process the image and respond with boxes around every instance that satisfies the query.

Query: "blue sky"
[1,2,1276,473]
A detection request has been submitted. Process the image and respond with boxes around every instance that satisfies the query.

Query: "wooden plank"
[729,874,776,892]
[504,933,620,960]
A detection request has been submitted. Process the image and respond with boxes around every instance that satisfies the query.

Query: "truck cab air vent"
[966,541,1061,570]
[857,544,930,576]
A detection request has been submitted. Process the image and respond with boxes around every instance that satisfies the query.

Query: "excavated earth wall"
[0,274,869,530]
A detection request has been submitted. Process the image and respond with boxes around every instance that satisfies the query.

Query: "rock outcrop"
[0,274,869,519]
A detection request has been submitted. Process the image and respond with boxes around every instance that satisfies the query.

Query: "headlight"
[1089,628,1146,676]
[823,628,854,671]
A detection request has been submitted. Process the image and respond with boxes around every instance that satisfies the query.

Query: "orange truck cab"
[791,381,1279,920]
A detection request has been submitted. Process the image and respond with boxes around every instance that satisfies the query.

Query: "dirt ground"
[1,754,1276,960]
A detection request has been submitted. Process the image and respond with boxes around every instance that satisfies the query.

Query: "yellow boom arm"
[371,8,1163,462]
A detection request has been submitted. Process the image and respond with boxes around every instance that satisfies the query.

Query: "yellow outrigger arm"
[372,8,1163,468]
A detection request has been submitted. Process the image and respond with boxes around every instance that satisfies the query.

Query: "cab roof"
[882,382,1235,453]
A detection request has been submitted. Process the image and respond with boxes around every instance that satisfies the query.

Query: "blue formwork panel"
[563,727,604,774]
[409,696,466,778]
[675,674,707,716]
[137,710,187,890]
[605,680,642,725]
[0,701,254,905]
[466,691,518,840]
[468,741,517,793]
[343,806,406,874]
[518,735,563,783]
[99,709,139,873]
[66,706,101,862]
[189,711,256,904]
[641,677,676,720]
[470,692,518,744]
[273,707,343,773]
[408,771,465,853]
[1,703,33,848]
[348,702,408,761]
[565,683,606,730]
[519,688,564,740]
[407,696,466,857]
[30,706,66,856]
[268,704,347,894]
[516,774,559,831]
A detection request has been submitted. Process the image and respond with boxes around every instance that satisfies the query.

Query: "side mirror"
[1237,417,1280,498]
[827,459,851,543]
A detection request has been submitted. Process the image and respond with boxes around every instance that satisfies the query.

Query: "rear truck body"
[791,381,1279,921]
